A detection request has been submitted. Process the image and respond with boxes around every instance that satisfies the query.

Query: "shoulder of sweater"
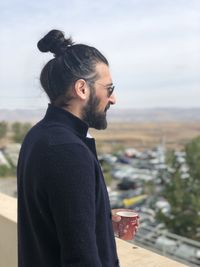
[26,120,84,147]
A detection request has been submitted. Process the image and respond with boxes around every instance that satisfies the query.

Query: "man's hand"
[112,213,121,223]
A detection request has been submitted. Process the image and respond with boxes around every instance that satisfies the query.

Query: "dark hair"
[37,29,108,107]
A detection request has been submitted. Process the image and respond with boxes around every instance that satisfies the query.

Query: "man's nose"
[109,93,116,105]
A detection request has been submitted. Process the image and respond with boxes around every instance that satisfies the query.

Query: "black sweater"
[17,104,119,267]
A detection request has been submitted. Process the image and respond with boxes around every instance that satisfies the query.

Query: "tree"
[11,122,32,143]
[185,136,200,182]
[157,136,200,241]
[0,121,8,139]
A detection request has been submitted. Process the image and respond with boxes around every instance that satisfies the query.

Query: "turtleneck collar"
[43,104,89,138]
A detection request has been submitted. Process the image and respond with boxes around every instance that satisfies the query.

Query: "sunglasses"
[96,82,115,97]
[106,85,115,97]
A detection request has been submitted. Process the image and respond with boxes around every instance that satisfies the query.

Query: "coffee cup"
[112,210,139,240]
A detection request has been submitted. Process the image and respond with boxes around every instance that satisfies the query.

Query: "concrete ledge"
[0,193,17,267]
[116,238,187,267]
[0,193,187,267]
[0,193,17,222]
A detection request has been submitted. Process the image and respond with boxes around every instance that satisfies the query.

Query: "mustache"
[105,104,110,112]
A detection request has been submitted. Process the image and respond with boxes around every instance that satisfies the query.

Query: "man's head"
[37,29,116,129]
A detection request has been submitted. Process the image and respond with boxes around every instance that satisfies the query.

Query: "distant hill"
[107,108,200,122]
[0,108,199,123]
[0,109,46,123]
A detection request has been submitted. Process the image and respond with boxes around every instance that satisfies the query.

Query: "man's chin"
[91,115,108,130]
[99,122,107,130]
[92,120,107,130]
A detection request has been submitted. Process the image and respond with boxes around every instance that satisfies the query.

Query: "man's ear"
[74,79,89,100]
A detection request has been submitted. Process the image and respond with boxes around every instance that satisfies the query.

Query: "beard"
[82,90,110,130]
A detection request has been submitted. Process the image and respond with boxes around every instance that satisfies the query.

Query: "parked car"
[123,194,147,208]
[108,191,124,209]
[155,236,177,254]
[117,177,141,190]
[174,244,200,265]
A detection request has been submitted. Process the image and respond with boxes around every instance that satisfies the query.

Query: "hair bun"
[37,29,73,56]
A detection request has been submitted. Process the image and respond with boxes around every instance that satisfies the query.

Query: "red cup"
[112,209,139,240]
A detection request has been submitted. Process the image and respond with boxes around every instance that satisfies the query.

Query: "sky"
[0,0,200,109]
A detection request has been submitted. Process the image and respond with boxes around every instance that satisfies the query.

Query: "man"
[17,29,120,266]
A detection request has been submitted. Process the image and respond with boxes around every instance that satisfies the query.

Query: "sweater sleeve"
[46,143,102,267]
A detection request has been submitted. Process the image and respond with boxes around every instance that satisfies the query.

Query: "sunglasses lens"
[108,86,114,96]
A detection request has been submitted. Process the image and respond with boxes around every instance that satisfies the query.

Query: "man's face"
[82,63,116,130]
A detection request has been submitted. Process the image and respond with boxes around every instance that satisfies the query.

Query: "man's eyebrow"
[106,83,113,87]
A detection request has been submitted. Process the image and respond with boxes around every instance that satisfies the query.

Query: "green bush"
[0,121,8,139]
[0,165,11,177]
[11,122,32,143]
